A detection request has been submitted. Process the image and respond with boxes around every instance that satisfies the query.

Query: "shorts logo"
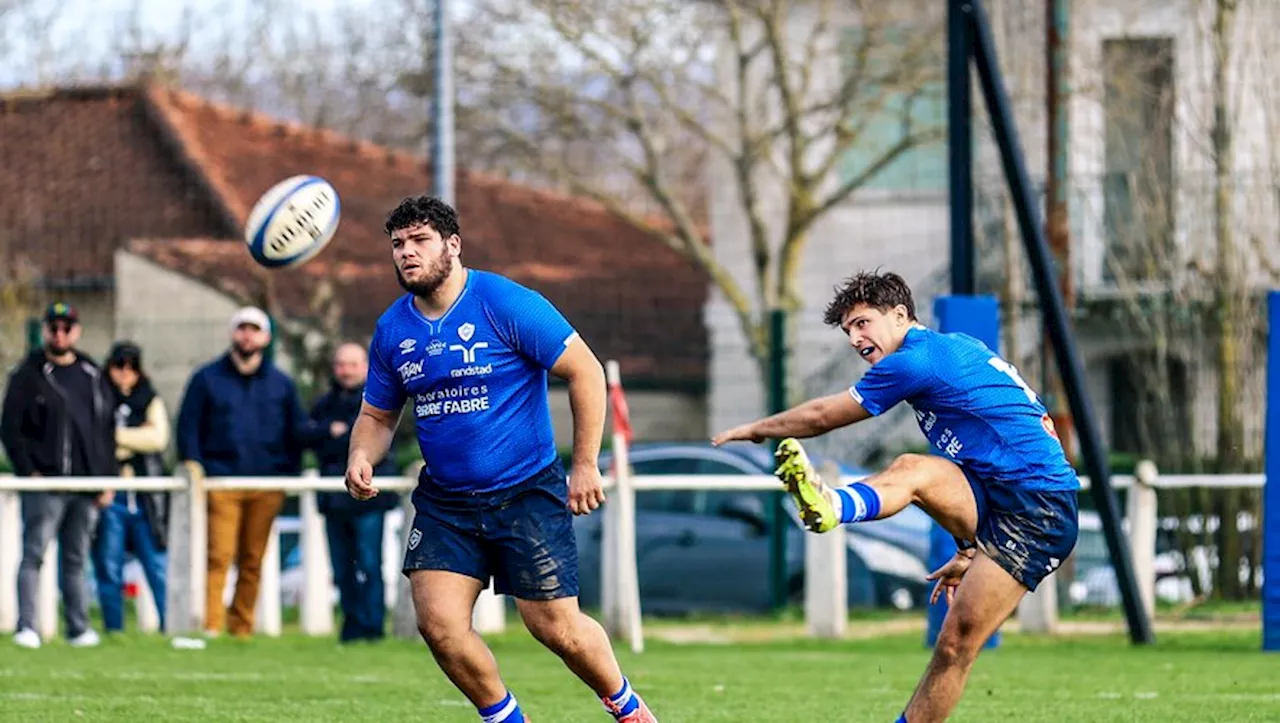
[408,528,422,550]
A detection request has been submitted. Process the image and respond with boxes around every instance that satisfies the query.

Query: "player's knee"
[884,453,933,490]
[524,612,583,658]
[416,615,468,652]
[934,619,983,669]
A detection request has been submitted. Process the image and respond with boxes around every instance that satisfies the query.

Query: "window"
[1102,38,1175,283]
[631,457,698,513]
[836,25,947,195]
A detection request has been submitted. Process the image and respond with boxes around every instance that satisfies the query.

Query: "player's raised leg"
[775,438,979,542]
[516,598,656,722]
[410,570,528,723]
[899,553,1027,722]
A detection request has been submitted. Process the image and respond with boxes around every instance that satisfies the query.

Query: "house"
[0,84,711,449]
[705,0,1278,467]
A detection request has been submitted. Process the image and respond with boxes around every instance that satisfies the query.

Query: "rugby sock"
[478,691,524,723]
[835,482,882,523]
[601,676,641,719]
[896,715,908,723]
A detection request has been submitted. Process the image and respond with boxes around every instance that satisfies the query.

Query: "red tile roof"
[0,85,709,388]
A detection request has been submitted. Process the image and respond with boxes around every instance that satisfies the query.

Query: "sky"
[0,0,380,87]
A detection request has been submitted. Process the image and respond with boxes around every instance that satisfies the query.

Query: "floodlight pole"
[432,0,455,205]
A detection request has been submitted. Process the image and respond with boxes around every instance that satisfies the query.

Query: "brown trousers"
[205,489,285,636]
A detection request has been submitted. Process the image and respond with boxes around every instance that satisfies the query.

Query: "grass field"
[1,623,1275,722]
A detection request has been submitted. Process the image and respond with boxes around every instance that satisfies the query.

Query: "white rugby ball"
[244,175,341,268]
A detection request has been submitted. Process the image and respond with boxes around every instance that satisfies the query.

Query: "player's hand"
[568,462,606,515]
[926,549,975,606]
[344,454,378,501]
[710,422,765,446]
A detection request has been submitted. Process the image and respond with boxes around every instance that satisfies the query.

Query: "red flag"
[608,380,633,444]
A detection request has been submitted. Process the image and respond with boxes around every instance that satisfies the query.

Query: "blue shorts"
[402,461,579,600]
[962,471,1079,591]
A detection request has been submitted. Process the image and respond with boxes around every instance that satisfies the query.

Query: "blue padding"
[1263,292,1280,651]
[927,295,1001,649]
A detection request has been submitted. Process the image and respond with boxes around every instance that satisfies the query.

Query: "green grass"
[1,627,1276,722]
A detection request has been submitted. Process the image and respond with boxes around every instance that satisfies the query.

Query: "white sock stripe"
[481,697,518,723]
[844,486,867,521]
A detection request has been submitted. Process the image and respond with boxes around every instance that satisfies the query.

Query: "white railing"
[0,464,507,641]
[0,461,1264,645]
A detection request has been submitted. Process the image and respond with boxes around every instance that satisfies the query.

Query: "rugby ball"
[244,175,341,268]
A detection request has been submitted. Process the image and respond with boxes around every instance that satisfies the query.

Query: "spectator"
[91,341,170,634]
[177,307,306,638]
[1,302,116,649]
[300,342,399,643]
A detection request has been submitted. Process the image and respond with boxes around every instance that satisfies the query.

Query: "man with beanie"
[177,307,307,638]
[93,341,171,634]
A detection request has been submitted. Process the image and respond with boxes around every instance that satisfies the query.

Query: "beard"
[231,341,262,360]
[395,246,453,298]
[44,340,72,357]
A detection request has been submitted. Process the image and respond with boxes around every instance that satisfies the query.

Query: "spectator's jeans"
[17,492,99,638]
[206,490,285,636]
[325,510,387,642]
[91,502,167,632]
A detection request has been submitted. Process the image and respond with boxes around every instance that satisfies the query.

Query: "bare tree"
[464,0,945,390]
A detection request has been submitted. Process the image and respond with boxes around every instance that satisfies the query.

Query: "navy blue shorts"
[963,471,1079,591]
[402,461,579,600]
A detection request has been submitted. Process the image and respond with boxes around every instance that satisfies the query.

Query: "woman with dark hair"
[92,341,170,633]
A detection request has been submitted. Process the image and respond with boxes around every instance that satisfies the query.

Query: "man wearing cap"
[177,307,307,638]
[1,302,117,649]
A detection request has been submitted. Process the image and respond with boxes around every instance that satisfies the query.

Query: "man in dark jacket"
[177,306,307,638]
[1,302,116,649]
[301,342,399,643]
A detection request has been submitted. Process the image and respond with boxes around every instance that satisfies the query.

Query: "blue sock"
[478,691,523,723]
[896,715,908,723]
[836,482,882,523]
[602,676,641,719]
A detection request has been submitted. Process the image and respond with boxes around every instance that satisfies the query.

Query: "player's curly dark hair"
[823,270,917,327]
[384,195,460,238]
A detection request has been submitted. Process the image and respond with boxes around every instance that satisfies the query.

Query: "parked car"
[1065,510,1196,607]
[573,442,934,615]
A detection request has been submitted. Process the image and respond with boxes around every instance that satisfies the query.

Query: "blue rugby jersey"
[851,326,1078,491]
[364,269,576,493]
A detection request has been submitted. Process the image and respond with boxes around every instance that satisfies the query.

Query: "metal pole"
[1044,0,1076,463]
[948,0,975,296]
[968,0,1154,645]
[432,0,455,205]
[768,308,789,610]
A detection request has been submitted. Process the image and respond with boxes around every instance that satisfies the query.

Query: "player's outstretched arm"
[549,336,608,515]
[345,400,401,500]
[712,391,870,446]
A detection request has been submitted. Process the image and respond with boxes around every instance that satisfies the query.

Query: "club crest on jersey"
[458,323,475,342]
